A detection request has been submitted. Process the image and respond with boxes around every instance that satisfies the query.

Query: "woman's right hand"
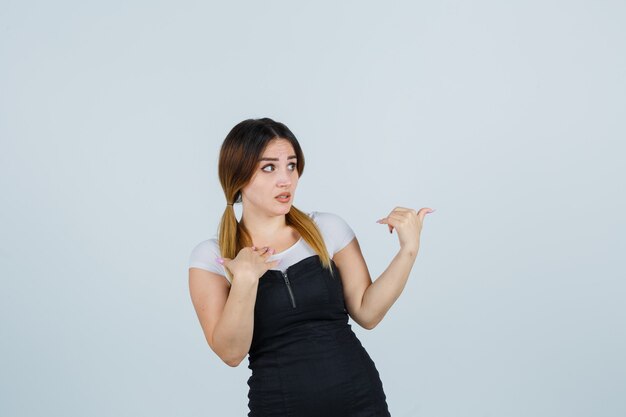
[219,246,280,282]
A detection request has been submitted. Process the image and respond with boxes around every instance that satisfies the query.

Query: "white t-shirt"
[188,211,356,286]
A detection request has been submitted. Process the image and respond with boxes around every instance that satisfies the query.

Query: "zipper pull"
[282,271,297,308]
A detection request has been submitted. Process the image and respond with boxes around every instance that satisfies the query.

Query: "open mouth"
[275,193,291,202]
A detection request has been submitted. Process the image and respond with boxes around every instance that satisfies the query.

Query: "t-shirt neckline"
[272,236,304,257]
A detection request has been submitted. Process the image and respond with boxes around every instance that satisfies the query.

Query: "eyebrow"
[258,155,297,162]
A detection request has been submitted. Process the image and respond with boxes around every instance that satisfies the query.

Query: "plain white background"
[1,1,625,416]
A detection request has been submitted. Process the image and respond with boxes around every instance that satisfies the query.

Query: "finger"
[220,257,234,274]
[390,207,413,213]
[418,208,435,220]
[376,218,396,233]
[388,213,407,221]
[384,207,413,218]
[388,212,414,232]
[376,212,404,223]
[377,208,431,233]
[251,246,266,255]
[261,248,275,258]
[376,214,403,225]
[377,208,422,221]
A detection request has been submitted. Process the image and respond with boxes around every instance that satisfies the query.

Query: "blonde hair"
[216,118,334,283]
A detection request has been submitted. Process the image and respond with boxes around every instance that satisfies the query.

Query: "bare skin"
[188,139,301,366]
[332,206,434,329]
[240,138,300,248]
[189,137,435,367]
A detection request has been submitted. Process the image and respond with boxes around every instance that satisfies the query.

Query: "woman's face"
[241,138,299,217]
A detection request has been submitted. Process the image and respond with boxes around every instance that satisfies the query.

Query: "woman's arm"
[189,268,258,367]
[360,246,418,328]
[333,239,417,329]
[332,207,433,329]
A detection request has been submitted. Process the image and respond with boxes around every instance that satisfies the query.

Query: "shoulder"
[309,210,356,256]
[188,237,229,282]
[310,210,353,230]
[189,237,221,257]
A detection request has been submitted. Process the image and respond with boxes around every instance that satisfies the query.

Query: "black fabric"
[247,255,391,417]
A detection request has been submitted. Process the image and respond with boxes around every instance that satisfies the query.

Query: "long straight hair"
[217,117,334,283]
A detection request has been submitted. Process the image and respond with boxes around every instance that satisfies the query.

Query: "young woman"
[188,117,434,416]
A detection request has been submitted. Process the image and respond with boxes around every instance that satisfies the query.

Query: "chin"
[275,204,292,213]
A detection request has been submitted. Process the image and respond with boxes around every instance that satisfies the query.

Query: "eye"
[261,162,297,172]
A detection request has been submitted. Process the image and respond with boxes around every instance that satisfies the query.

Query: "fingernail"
[215,257,224,264]
[269,248,275,254]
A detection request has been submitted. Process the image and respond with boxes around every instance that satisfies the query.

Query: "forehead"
[260,139,296,158]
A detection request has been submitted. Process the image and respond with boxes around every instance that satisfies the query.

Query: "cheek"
[250,177,273,193]
[242,177,264,196]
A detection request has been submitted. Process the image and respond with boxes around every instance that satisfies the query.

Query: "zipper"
[282,271,297,308]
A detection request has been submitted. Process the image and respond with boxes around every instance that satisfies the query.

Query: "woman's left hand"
[376,207,435,252]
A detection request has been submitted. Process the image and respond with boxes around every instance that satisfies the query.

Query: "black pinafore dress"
[246,255,391,417]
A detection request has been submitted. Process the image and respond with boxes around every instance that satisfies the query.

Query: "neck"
[240,209,289,243]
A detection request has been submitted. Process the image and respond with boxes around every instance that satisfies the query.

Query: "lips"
[275,192,291,198]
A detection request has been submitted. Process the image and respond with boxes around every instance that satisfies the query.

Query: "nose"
[276,167,293,187]
[277,176,291,187]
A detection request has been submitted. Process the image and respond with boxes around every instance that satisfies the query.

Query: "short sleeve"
[311,211,356,257]
[188,239,231,285]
